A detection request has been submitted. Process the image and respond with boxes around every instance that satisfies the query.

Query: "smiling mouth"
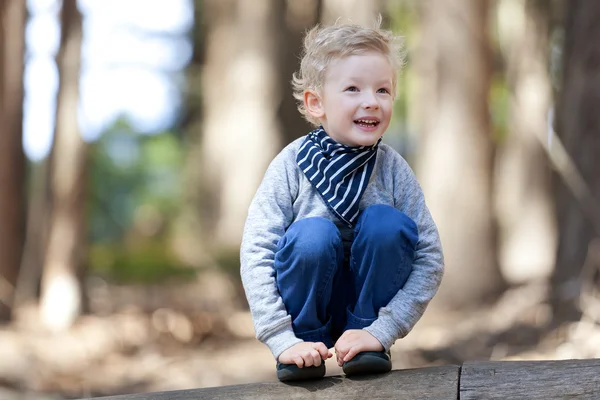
[354,118,380,128]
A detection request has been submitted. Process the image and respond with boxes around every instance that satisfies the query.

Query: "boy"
[240,20,444,382]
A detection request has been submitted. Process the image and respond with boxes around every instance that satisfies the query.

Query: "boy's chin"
[349,134,383,147]
[327,128,383,147]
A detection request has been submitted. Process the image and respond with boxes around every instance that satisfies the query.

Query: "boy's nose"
[361,93,379,109]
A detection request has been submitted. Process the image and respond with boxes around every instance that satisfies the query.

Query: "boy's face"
[305,51,394,147]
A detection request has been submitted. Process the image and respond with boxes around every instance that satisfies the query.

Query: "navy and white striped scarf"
[296,127,381,227]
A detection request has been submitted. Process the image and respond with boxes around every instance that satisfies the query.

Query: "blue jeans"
[274,204,418,348]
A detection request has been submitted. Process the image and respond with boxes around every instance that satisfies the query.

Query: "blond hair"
[292,19,405,126]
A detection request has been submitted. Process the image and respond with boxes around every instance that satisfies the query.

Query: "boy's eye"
[377,88,390,94]
[345,86,358,92]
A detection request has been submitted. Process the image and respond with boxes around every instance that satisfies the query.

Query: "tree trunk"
[551,0,600,322]
[39,0,86,332]
[14,160,51,308]
[276,0,320,145]
[494,0,556,284]
[172,0,207,268]
[198,0,283,252]
[0,0,27,321]
[416,0,505,308]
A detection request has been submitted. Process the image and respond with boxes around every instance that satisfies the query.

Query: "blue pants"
[274,204,418,348]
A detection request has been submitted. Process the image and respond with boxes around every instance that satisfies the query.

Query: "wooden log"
[93,365,460,400]
[460,359,600,399]
[88,358,600,399]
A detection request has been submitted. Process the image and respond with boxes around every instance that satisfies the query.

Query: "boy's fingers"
[311,349,321,360]
[343,345,361,362]
[312,342,330,359]
[335,343,349,357]
[336,348,347,366]
[309,349,321,366]
[302,351,314,367]
[292,355,304,368]
[304,350,321,367]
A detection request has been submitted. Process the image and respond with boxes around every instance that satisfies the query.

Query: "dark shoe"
[342,351,391,376]
[276,362,326,382]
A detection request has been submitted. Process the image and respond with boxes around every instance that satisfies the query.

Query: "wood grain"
[460,359,600,399]
[93,365,460,400]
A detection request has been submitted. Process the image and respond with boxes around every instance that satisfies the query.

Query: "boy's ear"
[304,90,325,119]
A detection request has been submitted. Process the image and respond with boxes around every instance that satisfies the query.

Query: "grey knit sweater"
[240,137,444,359]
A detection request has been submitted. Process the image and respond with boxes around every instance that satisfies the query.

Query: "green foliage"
[386,0,418,131]
[490,75,510,143]
[88,118,183,242]
[214,248,242,281]
[90,240,195,284]
[87,118,187,283]
[379,1,420,158]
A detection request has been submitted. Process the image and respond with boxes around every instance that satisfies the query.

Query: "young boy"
[240,21,444,382]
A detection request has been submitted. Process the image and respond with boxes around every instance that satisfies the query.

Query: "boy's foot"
[342,351,392,376]
[276,362,326,382]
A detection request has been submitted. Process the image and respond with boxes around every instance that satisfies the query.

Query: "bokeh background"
[1,0,599,398]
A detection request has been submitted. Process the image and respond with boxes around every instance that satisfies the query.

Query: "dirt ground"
[1,273,599,400]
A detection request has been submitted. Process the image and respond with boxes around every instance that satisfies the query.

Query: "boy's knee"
[282,217,343,258]
[357,205,418,248]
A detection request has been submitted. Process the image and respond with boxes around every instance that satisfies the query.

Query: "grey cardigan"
[240,137,444,359]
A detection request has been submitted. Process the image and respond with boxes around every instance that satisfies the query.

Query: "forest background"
[1,0,599,398]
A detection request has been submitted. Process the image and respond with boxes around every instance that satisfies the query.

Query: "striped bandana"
[296,127,381,227]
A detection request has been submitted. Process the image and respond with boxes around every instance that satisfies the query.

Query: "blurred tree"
[551,0,600,323]
[321,0,379,25]
[415,0,505,308]
[39,0,86,332]
[14,159,50,308]
[385,0,419,150]
[174,0,207,268]
[494,0,556,285]
[0,0,26,321]
[176,0,283,266]
[276,0,320,145]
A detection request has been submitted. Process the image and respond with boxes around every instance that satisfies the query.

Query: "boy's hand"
[278,342,333,368]
[334,329,383,366]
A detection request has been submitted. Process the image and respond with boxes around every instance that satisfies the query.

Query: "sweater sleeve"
[240,146,303,359]
[364,152,444,350]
